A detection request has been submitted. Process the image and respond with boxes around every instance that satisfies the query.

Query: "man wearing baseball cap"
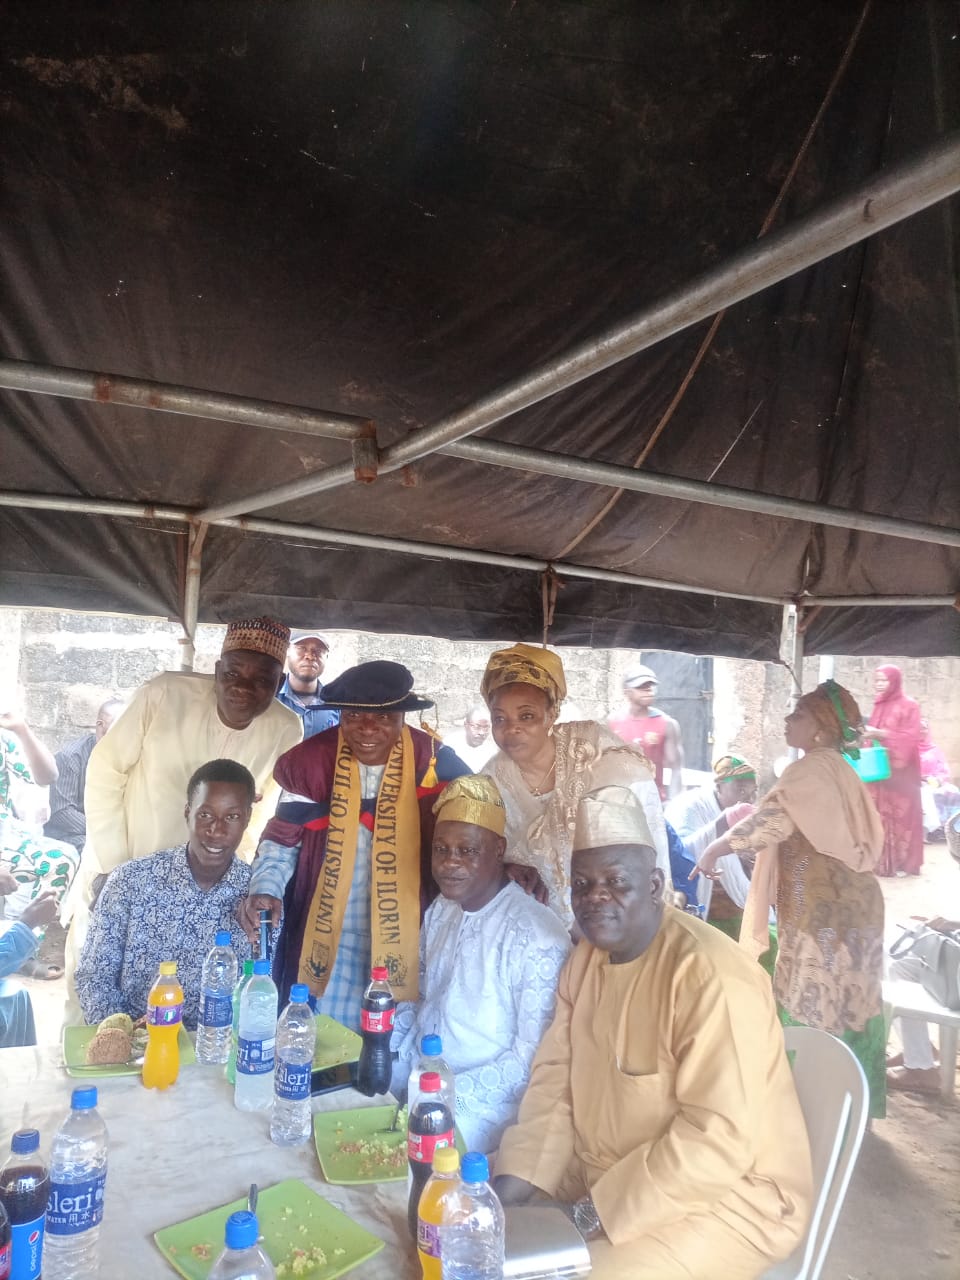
[277,631,340,738]
[608,665,684,801]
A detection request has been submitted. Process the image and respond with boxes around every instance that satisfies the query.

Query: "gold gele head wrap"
[433,774,507,837]
[481,643,567,709]
[221,616,290,666]
[799,680,863,759]
[713,754,757,783]
[573,784,655,853]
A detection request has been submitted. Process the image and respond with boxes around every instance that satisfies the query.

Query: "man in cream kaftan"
[496,785,811,1280]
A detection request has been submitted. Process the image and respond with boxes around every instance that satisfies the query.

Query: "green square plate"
[153,1178,385,1279]
[313,1015,361,1071]
[314,1106,465,1185]
[62,1023,196,1077]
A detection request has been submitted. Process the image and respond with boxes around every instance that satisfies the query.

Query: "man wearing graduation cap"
[241,661,473,1026]
[495,784,811,1280]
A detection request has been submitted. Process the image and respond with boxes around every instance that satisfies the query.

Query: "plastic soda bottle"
[142,961,184,1090]
[196,929,239,1065]
[270,984,317,1147]
[234,958,278,1112]
[44,1087,108,1280]
[0,1201,10,1280]
[356,965,396,1097]
[0,1129,49,1280]
[407,1072,454,1240]
[226,959,256,1085]
[207,1211,276,1279]
[439,1151,505,1280]
[417,1145,461,1280]
[410,1033,456,1116]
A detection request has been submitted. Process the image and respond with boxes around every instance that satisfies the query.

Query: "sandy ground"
[12,842,960,1277]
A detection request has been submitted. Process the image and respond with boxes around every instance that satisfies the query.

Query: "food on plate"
[97,1012,135,1035]
[276,1244,329,1277]
[84,1026,133,1065]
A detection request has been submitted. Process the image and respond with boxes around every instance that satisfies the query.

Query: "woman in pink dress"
[864,665,924,876]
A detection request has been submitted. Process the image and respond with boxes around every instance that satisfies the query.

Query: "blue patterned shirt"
[76,845,252,1029]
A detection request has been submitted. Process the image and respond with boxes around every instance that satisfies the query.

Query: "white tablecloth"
[0,1044,417,1278]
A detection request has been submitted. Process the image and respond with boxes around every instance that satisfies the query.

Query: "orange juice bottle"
[142,961,184,1090]
[416,1145,461,1280]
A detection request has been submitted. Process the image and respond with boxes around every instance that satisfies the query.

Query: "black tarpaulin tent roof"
[1,1,958,661]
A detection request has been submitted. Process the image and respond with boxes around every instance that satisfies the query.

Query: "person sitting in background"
[443,704,494,772]
[392,775,570,1152]
[918,720,959,843]
[0,876,59,1047]
[44,698,124,853]
[665,755,762,938]
[276,631,340,739]
[494,785,811,1280]
[76,759,255,1030]
[1,704,80,980]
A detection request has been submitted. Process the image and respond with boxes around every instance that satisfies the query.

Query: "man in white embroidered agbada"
[392,774,570,1153]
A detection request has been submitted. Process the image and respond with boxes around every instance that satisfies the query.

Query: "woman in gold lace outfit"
[695,680,887,1116]
[479,644,667,930]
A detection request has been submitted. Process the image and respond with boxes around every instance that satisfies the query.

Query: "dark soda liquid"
[0,1164,49,1225]
[356,982,396,1097]
[406,1096,454,1239]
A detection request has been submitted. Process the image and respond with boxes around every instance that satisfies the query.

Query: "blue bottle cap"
[460,1151,489,1183]
[253,958,270,975]
[289,983,310,1004]
[421,1034,442,1057]
[11,1128,39,1154]
[71,1086,98,1110]
[224,1210,259,1250]
[215,929,232,946]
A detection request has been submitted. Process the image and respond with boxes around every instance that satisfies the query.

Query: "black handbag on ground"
[889,925,960,1011]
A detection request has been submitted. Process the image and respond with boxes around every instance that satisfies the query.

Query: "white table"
[0,1044,417,1278]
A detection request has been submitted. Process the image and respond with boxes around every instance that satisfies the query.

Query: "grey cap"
[623,664,658,688]
[290,631,329,650]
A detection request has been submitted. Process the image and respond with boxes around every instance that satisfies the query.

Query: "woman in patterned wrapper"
[694,680,888,1118]
[479,644,669,932]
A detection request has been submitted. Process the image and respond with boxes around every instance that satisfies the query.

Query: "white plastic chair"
[883,977,960,1099]
[761,1026,869,1280]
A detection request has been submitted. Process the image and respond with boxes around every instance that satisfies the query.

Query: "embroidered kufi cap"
[321,660,434,712]
[573,784,655,853]
[433,774,506,836]
[481,643,567,708]
[713,754,757,782]
[221,616,290,665]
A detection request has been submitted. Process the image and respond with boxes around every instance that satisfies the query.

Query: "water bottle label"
[237,1035,276,1075]
[47,1172,107,1236]
[10,1214,44,1279]
[361,1007,395,1033]
[201,990,233,1028]
[274,1059,312,1100]
[147,1001,183,1027]
[407,1129,454,1163]
[416,1218,441,1258]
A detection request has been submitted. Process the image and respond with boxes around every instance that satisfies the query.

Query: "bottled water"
[44,1087,108,1280]
[440,1151,505,1280]
[270,984,317,1146]
[234,959,278,1112]
[226,959,255,1085]
[208,1210,276,1279]
[196,930,239,1065]
[409,1033,456,1115]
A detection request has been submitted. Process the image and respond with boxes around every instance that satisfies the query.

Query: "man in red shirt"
[608,666,684,801]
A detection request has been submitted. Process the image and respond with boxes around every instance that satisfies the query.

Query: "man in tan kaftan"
[495,785,812,1280]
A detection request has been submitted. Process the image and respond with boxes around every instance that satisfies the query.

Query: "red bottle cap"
[420,1071,442,1092]
[371,965,389,981]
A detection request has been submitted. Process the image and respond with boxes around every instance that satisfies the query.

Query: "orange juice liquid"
[416,1154,461,1280]
[142,961,184,1090]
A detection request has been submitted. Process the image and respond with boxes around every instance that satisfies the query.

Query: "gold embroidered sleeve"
[727,796,795,852]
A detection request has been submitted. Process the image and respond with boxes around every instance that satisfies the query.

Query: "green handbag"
[850,741,891,784]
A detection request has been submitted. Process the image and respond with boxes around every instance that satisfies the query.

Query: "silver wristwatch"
[572,1196,602,1240]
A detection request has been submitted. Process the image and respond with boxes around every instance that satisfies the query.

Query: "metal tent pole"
[0,359,374,442]
[180,523,209,670]
[197,131,960,522]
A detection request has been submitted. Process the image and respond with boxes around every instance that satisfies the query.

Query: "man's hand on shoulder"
[505,863,549,904]
[238,894,282,943]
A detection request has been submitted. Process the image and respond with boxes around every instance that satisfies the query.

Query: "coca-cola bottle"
[406,1072,454,1240]
[356,965,395,1097]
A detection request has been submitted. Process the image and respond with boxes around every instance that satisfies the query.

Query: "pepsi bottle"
[356,965,395,1097]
